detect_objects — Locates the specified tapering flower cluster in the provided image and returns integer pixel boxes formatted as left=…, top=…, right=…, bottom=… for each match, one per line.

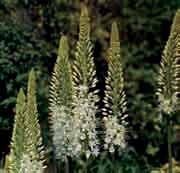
left=49, top=36, right=75, bottom=160
left=72, top=85, right=99, bottom=158
left=19, top=154, right=43, bottom=173
left=70, top=6, right=100, bottom=159
left=103, top=116, right=126, bottom=153
left=157, top=10, right=180, bottom=115
left=103, top=22, right=127, bottom=153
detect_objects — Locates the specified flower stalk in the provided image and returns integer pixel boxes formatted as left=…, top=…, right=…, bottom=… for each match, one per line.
left=157, top=9, right=180, bottom=173
left=103, top=22, right=127, bottom=153
left=49, top=36, right=73, bottom=173
left=72, top=5, right=99, bottom=159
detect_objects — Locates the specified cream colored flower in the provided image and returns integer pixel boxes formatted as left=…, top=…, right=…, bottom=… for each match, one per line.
left=72, top=85, right=99, bottom=158
left=103, top=115, right=126, bottom=152
left=19, top=154, right=43, bottom=173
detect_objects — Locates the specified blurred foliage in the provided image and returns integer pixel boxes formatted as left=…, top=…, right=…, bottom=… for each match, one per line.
left=151, top=159, right=180, bottom=173
left=0, top=16, right=50, bottom=124
left=0, top=0, right=180, bottom=172
left=121, top=0, right=180, bottom=167
left=56, top=148, right=151, bottom=173
left=91, top=148, right=151, bottom=173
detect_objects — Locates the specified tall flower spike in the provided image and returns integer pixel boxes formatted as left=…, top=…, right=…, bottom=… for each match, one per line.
left=103, top=22, right=127, bottom=153
left=170, top=9, right=180, bottom=34
left=49, top=36, right=75, bottom=159
left=73, top=6, right=97, bottom=88
left=157, top=10, right=180, bottom=115
left=9, top=89, right=26, bottom=173
left=72, top=6, right=99, bottom=158
left=79, top=5, right=90, bottom=41
left=25, top=69, right=45, bottom=167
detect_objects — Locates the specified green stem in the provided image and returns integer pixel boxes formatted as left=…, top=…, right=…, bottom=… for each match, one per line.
left=84, top=158, right=88, bottom=173
left=65, top=156, right=70, bottom=173
left=112, top=154, right=115, bottom=173
left=168, top=123, right=173, bottom=173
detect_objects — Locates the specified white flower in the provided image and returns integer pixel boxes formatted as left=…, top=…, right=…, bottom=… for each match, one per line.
left=51, top=106, right=79, bottom=159
left=51, top=84, right=99, bottom=159
left=78, top=85, right=88, bottom=92
left=158, top=93, right=178, bottom=114
left=103, top=115, right=126, bottom=153
left=86, top=150, right=91, bottom=159
left=72, top=85, right=99, bottom=158
left=19, top=154, right=44, bottom=173
left=109, top=146, right=115, bottom=153
left=92, top=146, right=99, bottom=157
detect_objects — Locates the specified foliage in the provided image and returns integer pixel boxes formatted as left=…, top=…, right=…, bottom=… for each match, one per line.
left=0, top=14, right=50, bottom=129
left=93, top=148, right=150, bottom=173
left=121, top=0, right=180, bottom=168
